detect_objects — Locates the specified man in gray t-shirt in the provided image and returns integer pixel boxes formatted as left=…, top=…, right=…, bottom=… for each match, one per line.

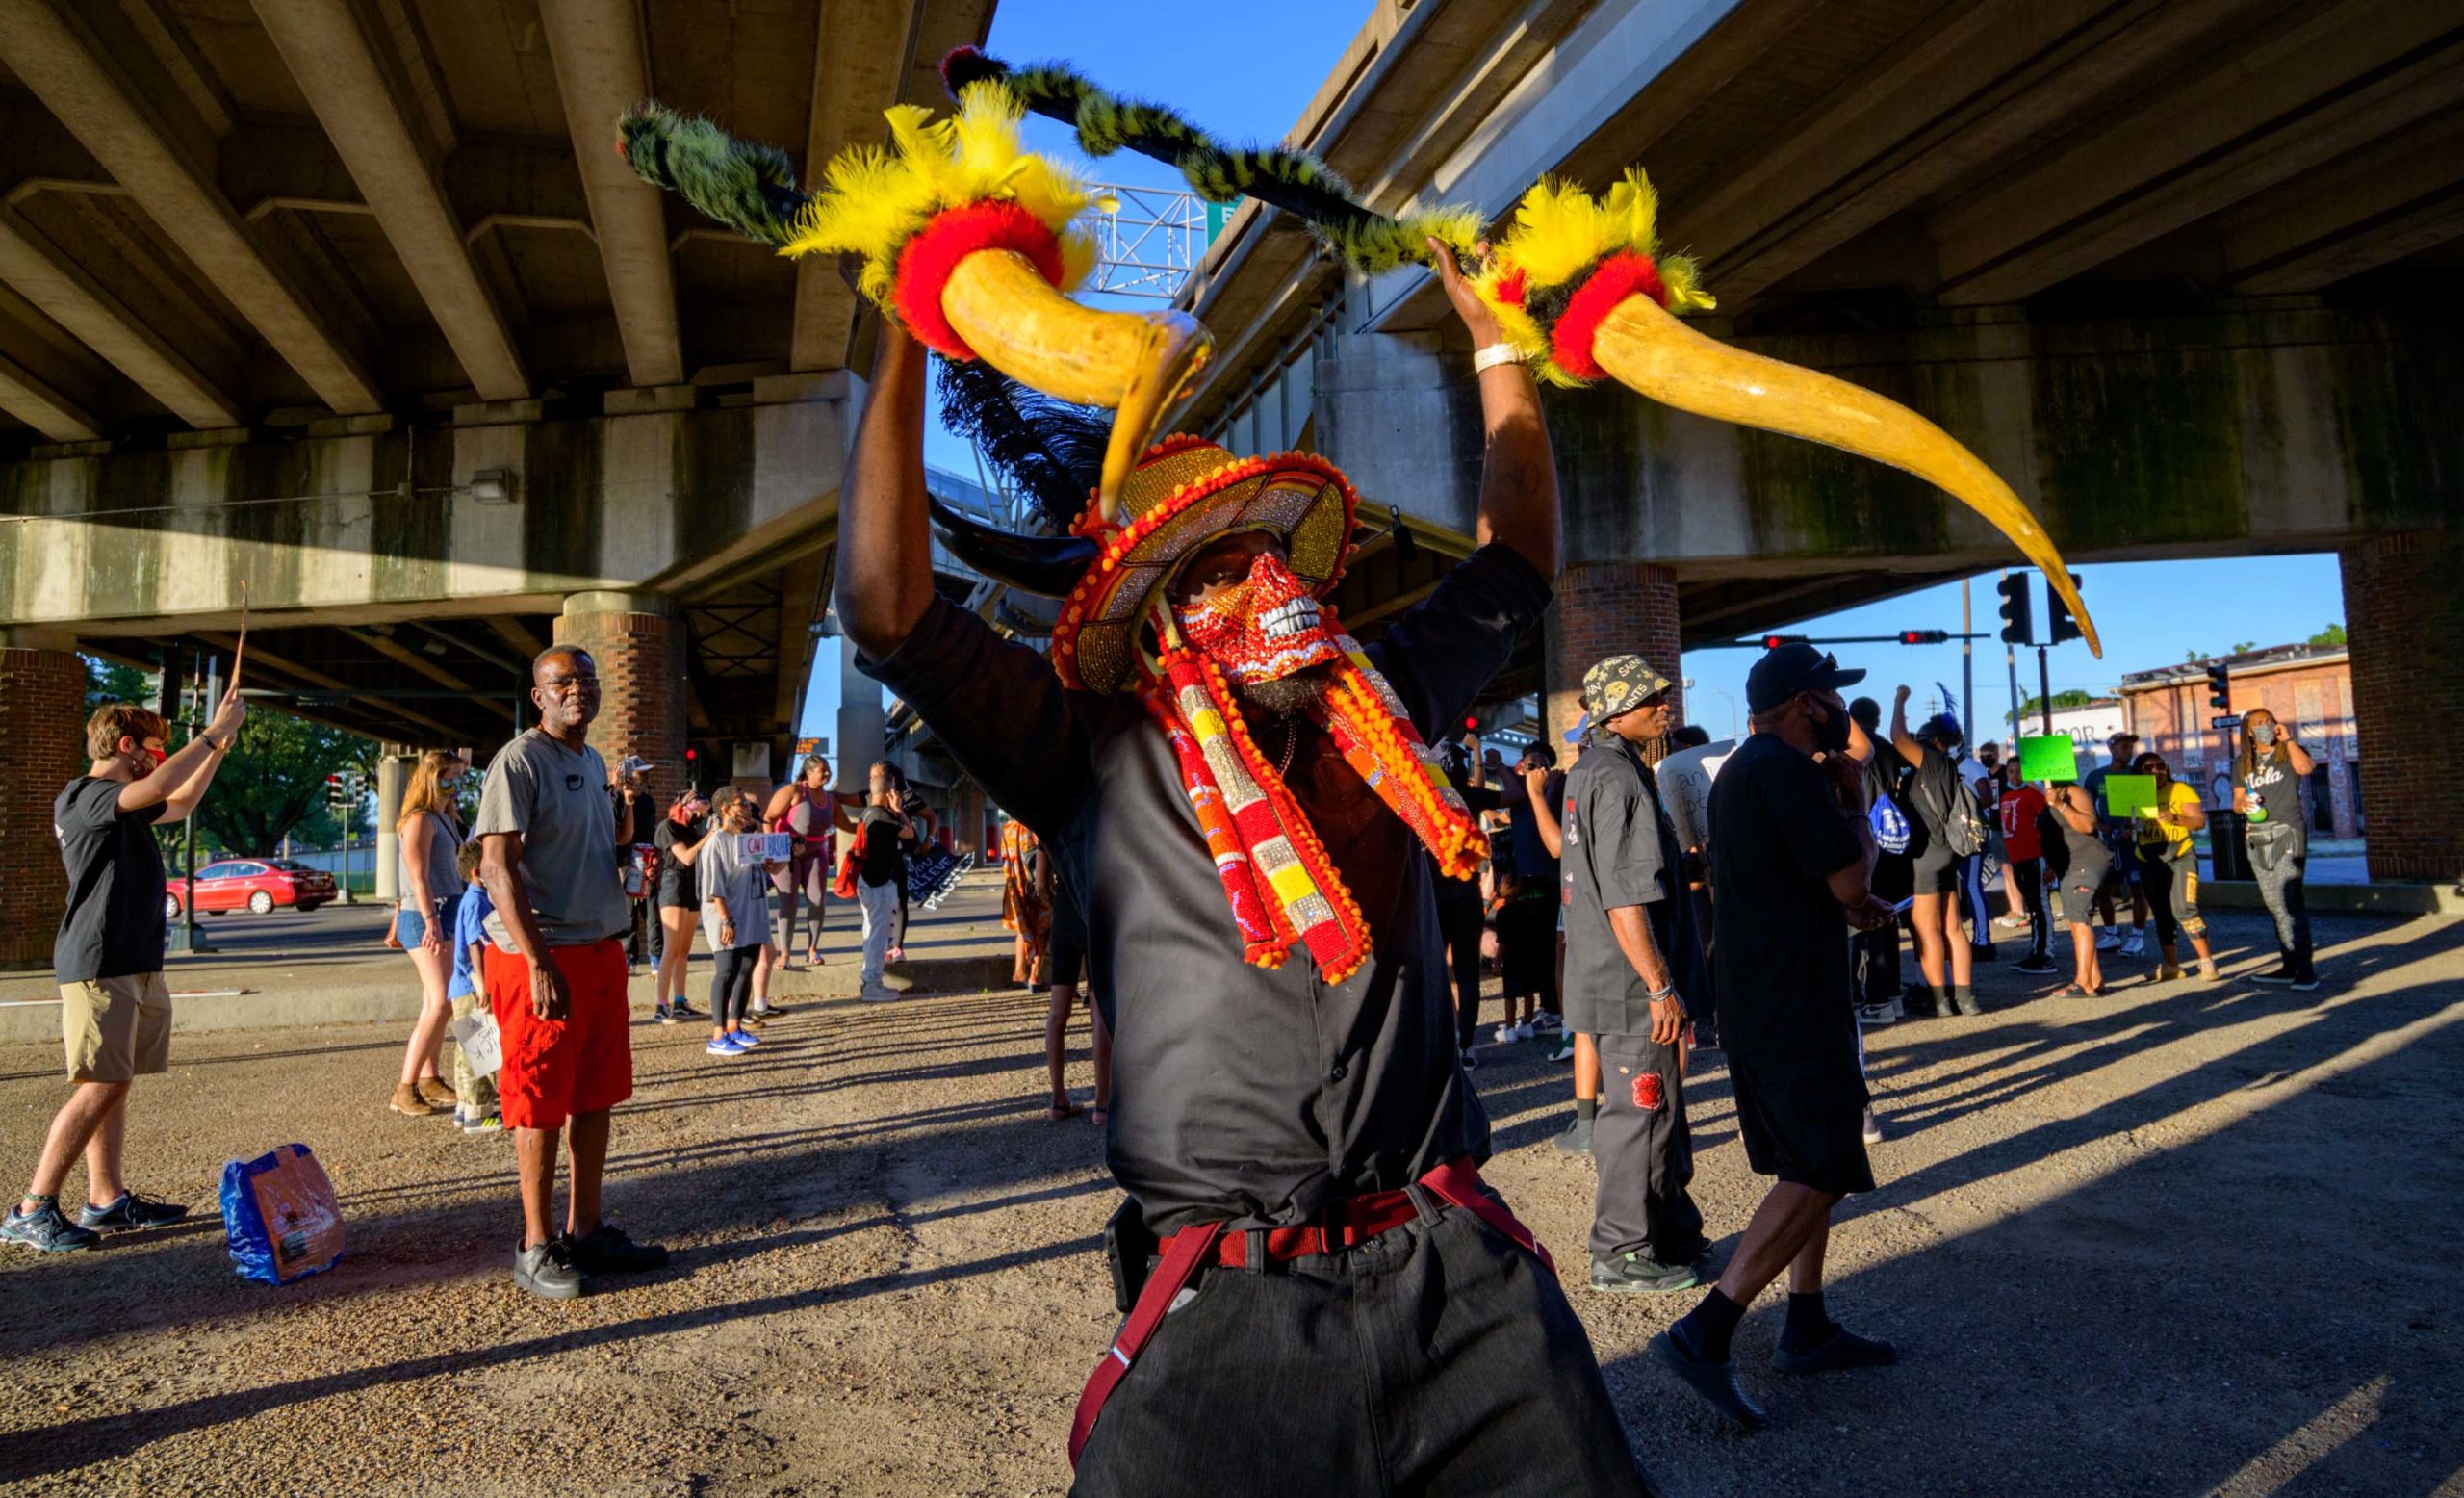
left=474, top=644, right=667, bottom=1300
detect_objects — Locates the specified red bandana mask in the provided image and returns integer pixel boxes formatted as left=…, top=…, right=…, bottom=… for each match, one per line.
left=1173, top=551, right=1344, bottom=686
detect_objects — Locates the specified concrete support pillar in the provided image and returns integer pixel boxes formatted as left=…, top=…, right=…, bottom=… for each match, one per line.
left=950, top=780, right=988, bottom=857
left=1, top=631, right=86, bottom=969
left=372, top=747, right=410, bottom=903
left=553, top=591, right=687, bottom=808
left=2341, top=532, right=2464, bottom=881
left=1543, top=562, right=1682, bottom=751
left=836, top=632, right=886, bottom=794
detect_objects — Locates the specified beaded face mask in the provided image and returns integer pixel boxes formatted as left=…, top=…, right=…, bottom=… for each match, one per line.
left=1173, top=551, right=1345, bottom=687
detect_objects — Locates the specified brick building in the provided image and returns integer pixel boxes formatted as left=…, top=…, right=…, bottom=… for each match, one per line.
left=2118, top=644, right=2357, bottom=839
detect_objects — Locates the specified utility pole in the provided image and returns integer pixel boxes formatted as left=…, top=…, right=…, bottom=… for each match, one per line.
left=1960, top=576, right=1976, bottom=750
left=2037, top=645, right=2054, bottom=738
left=2001, top=569, right=2023, bottom=743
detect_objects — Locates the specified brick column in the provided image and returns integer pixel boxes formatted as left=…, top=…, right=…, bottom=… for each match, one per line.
left=1, top=633, right=86, bottom=969
left=2342, top=532, right=2464, bottom=881
left=553, top=592, right=688, bottom=808
left=1544, top=561, right=1682, bottom=750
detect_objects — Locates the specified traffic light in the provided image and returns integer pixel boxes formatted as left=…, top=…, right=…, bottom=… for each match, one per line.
left=2205, top=661, right=2230, bottom=710
left=1996, top=572, right=2033, bottom=646
left=1897, top=629, right=1949, bottom=645
left=1759, top=633, right=1810, bottom=650
left=2045, top=571, right=2085, bottom=646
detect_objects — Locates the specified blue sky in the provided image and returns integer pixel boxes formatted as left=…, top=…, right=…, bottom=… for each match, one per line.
left=801, top=2, right=2348, bottom=746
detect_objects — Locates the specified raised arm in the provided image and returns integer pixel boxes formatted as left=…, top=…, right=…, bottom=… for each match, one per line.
left=1428, top=241, right=1557, bottom=578
left=139, top=688, right=245, bottom=818
left=1523, top=766, right=1564, bottom=858
left=837, top=321, right=938, bottom=659
left=1888, top=684, right=1922, bottom=765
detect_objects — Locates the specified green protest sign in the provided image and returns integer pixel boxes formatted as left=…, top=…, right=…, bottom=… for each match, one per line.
left=2017, top=735, right=2078, bottom=783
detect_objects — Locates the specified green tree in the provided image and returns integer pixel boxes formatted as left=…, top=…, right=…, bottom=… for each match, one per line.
left=85, top=657, right=157, bottom=711
left=190, top=710, right=375, bottom=857
left=2012, top=688, right=2095, bottom=725
left=2307, top=622, right=2347, bottom=647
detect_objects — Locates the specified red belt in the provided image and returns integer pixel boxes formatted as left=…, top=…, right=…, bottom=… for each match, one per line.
left=1065, top=1156, right=1553, bottom=1466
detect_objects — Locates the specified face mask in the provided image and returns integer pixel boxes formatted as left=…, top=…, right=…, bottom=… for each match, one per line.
left=2251, top=723, right=2277, bottom=747
left=1173, top=550, right=1342, bottom=686
left=1809, top=700, right=1851, bottom=754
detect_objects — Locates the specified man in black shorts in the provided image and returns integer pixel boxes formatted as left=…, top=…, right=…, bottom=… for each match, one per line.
left=1656, top=643, right=1901, bottom=1430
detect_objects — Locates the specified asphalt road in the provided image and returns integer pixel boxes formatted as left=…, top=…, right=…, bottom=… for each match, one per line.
left=0, top=906, right=2457, bottom=1496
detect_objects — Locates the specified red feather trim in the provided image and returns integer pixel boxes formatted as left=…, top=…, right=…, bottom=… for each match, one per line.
left=892, top=201, right=1066, bottom=361
left=1495, top=268, right=1528, bottom=307
left=1549, top=251, right=1666, bottom=383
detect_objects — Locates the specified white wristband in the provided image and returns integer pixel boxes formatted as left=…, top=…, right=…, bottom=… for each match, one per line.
left=1471, top=342, right=1523, bottom=374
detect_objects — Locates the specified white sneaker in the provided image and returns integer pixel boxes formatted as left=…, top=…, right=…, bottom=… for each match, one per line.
left=2120, top=932, right=2146, bottom=958
left=1495, top=1023, right=1519, bottom=1046
left=1547, top=1036, right=1577, bottom=1064
left=1862, top=1110, right=1885, bottom=1145
left=859, top=984, right=900, bottom=1003
left=1513, top=1022, right=1536, bottom=1042
left=2094, top=928, right=2123, bottom=951
left=1855, top=1000, right=1898, bottom=1027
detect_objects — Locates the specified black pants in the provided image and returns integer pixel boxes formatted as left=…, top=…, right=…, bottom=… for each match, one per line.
left=2143, top=848, right=2205, bottom=949
left=1436, top=890, right=1486, bottom=1052
left=1497, top=898, right=1557, bottom=1011
left=2011, top=857, right=2051, bottom=962
left=1855, top=920, right=1901, bottom=1007
left=1074, top=1201, right=1655, bottom=1497
left=1591, top=1031, right=1704, bottom=1266
left=710, top=944, right=757, bottom=1027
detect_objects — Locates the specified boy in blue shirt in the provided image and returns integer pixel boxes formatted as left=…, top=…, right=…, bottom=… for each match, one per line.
left=448, top=839, right=502, bottom=1132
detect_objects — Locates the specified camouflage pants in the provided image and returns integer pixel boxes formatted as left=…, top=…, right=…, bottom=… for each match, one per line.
left=449, top=989, right=500, bottom=1119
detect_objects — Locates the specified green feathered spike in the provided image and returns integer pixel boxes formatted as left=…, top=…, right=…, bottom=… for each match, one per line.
left=617, top=101, right=809, bottom=250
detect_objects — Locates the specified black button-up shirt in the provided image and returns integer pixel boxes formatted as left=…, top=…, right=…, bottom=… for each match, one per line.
left=864, top=543, right=1551, bottom=1234
left=1559, top=738, right=1707, bottom=1034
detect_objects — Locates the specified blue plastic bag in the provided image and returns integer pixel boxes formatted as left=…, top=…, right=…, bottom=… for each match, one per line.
left=219, top=1143, right=344, bottom=1285
left=1869, top=791, right=1913, bottom=857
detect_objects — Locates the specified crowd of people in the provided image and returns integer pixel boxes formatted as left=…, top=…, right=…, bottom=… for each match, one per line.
left=2, top=242, right=2336, bottom=1491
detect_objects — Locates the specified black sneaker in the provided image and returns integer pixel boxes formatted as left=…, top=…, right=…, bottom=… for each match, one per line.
left=1773, top=1323, right=1899, bottom=1375
left=670, top=1001, right=703, bottom=1020
left=2291, top=972, right=2321, bottom=993
left=77, top=1191, right=189, bottom=1233
left=2251, top=967, right=2298, bottom=987
left=568, top=1223, right=669, bottom=1275
left=513, top=1236, right=587, bottom=1299
left=1459, top=1046, right=1479, bottom=1072
left=751, top=1000, right=788, bottom=1018
left=2015, top=956, right=2061, bottom=974
left=1591, top=1253, right=1700, bottom=1294
left=1, top=1201, right=100, bottom=1253
left=1552, top=1115, right=1595, bottom=1156
left=1652, top=1329, right=1770, bottom=1432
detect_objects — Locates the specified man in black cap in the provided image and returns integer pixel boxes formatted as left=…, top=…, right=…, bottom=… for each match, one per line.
left=1559, top=654, right=1714, bottom=1294
left=1656, top=643, right=1900, bottom=1430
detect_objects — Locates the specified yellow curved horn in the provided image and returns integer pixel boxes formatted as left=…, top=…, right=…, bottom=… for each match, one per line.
left=1592, top=294, right=2098, bottom=657
left=938, top=249, right=1214, bottom=524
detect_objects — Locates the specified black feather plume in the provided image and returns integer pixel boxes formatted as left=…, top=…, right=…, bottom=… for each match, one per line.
left=934, top=356, right=1110, bottom=531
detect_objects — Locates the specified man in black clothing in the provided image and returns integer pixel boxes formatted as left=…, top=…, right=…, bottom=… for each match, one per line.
left=837, top=241, right=1651, bottom=1492
left=5, top=692, right=246, bottom=1253
left=1847, top=697, right=1911, bottom=1024
left=1436, top=735, right=1503, bottom=1068
left=1656, top=643, right=1901, bottom=1430
left=1559, top=655, right=1712, bottom=1294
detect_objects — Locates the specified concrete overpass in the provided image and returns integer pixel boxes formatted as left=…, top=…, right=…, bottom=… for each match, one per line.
left=0, top=0, right=1004, bottom=963
left=1168, top=0, right=2463, bottom=881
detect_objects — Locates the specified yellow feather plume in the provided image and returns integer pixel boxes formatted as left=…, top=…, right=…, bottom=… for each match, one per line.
left=783, top=81, right=1094, bottom=308
left=1467, top=167, right=1715, bottom=385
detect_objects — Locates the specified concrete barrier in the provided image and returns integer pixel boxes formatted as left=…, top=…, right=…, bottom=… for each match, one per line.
left=2197, top=879, right=2464, bottom=917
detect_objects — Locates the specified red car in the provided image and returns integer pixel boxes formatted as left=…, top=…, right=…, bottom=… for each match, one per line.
left=165, top=859, right=339, bottom=917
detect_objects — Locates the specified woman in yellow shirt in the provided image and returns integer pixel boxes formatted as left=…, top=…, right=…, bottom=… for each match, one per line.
left=2131, top=752, right=2217, bottom=982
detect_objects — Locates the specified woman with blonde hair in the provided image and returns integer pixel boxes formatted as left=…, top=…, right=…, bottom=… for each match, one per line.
left=391, top=749, right=467, bottom=1117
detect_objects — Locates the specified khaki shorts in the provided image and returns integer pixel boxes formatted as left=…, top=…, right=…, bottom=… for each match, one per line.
left=61, top=972, right=172, bottom=1083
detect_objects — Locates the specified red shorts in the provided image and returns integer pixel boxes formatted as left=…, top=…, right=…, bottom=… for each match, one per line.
left=482, top=939, right=633, bottom=1131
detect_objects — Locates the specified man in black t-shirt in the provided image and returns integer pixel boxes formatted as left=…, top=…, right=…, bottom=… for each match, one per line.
left=1656, top=644, right=1902, bottom=1430
left=5, top=693, right=245, bottom=1254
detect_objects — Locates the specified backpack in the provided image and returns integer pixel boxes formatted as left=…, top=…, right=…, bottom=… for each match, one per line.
left=1868, top=790, right=1912, bottom=856
left=1917, top=765, right=1989, bottom=858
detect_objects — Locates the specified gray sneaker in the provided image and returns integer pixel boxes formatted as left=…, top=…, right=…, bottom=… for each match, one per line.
left=1590, top=1252, right=1701, bottom=1294
left=2, top=1201, right=100, bottom=1253
left=77, top=1190, right=189, bottom=1233
left=513, top=1236, right=587, bottom=1299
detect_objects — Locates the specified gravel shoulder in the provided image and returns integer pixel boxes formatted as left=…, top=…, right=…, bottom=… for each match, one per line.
left=0, top=907, right=2457, bottom=1496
